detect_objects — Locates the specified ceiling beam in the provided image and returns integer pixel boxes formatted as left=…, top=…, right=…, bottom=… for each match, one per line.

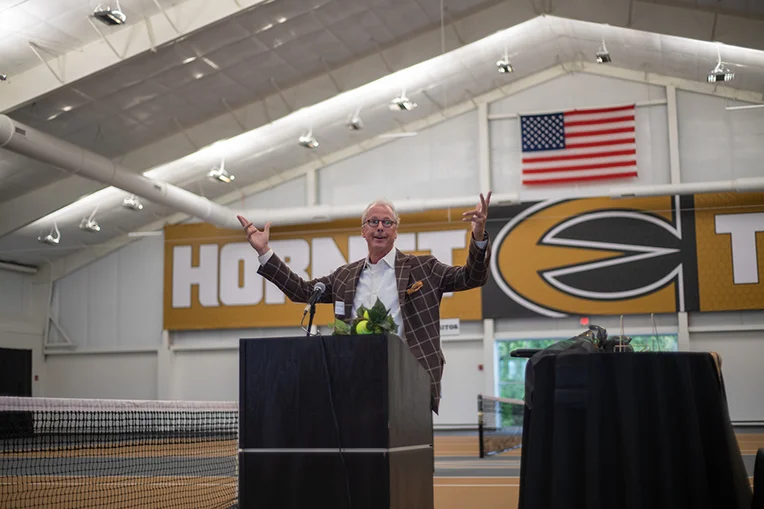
left=0, top=0, right=265, bottom=114
left=0, top=177, right=104, bottom=238
left=575, top=60, right=764, bottom=104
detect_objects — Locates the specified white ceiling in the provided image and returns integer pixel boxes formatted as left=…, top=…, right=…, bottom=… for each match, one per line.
left=0, top=0, right=763, bottom=270
left=0, top=0, right=187, bottom=74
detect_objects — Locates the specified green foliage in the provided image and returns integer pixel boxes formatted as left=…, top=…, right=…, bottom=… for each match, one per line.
left=328, top=298, right=398, bottom=336
left=331, top=319, right=351, bottom=335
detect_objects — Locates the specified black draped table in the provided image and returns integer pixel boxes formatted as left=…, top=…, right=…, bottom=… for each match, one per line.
left=518, top=351, right=753, bottom=509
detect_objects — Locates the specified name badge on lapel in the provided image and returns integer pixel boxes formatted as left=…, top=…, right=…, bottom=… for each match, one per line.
left=334, top=301, right=345, bottom=316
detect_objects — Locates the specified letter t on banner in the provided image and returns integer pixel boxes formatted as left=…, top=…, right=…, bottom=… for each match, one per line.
left=172, top=245, right=219, bottom=308
left=715, top=213, right=764, bottom=284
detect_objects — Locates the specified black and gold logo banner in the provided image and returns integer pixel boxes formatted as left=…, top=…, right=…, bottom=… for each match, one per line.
left=482, top=193, right=764, bottom=318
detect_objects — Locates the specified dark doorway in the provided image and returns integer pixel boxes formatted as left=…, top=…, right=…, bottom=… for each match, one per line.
left=0, top=347, right=32, bottom=397
left=0, top=347, right=33, bottom=437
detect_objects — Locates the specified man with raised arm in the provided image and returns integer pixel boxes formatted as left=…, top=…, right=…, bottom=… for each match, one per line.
left=237, top=192, right=492, bottom=413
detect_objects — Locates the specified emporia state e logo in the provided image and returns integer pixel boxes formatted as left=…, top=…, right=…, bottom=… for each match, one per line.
left=489, top=197, right=688, bottom=318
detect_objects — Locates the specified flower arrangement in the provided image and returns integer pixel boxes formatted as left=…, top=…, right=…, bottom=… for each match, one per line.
left=330, top=298, right=398, bottom=336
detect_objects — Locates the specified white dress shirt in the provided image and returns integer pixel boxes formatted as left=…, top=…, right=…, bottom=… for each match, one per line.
left=352, top=247, right=404, bottom=338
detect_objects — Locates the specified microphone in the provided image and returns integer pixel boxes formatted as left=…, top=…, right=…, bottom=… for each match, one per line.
left=303, top=282, right=326, bottom=315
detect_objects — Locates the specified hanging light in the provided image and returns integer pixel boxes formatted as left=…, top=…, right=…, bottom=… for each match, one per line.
left=38, top=222, right=61, bottom=245
left=122, top=195, right=144, bottom=211
left=346, top=106, right=364, bottom=130
left=208, top=158, right=235, bottom=183
left=596, top=39, right=611, bottom=63
left=93, top=2, right=126, bottom=25
left=298, top=129, right=319, bottom=148
left=496, top=47, right=513, bottom=73
left=79, top=208, right=100, bottom=233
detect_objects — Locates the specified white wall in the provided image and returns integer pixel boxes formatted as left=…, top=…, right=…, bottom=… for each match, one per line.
left=45, top=353, right=157, bottom=400
left=0, top=269, right=49, bottom=396
left=41, top=69, right=764, bottom=427
left=690, top=330, right=764, bottom=423
left=676, top=91, right=764, bottom=182
left=49, top=236, right=164, bottom=349
left=688, top=310, right=764, bottom=423
left=318, top=110, right=479, bottom=205
left=438, top=339, right=485, bottom=428
left=171, top=350, right=238, bottom=402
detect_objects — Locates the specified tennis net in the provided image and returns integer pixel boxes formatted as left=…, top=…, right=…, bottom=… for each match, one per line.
left=477, top=394, right=525, bottom=458
left=0, top=396, right=238, bottom=509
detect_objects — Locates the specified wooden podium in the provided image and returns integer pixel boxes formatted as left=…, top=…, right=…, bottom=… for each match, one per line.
left=238, top=333, right=434, bottom=509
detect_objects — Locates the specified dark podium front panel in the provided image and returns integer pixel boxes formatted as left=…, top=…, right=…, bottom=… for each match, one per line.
left=239, top=334, right=433, bottom=509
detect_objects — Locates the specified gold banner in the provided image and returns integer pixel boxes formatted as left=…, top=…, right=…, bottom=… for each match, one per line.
left=695, top=193, right=764, bottom=312
left=163, top=210, right=483, bottom=331
left=164, top=192, right=764, bottom=329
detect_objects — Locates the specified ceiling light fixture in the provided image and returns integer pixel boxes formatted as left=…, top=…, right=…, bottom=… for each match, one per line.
left=389, top=89, right=417, bottom=111
left=38, top=222, right=61, bottom=245
left=496, top=47, right=513, bottom=73
left=79, top=208, right=101, bottom=233
left=93, top=2, right=127, bottom=25
left=298, top=129, right=319, bottom=148
left=708, top=46, right=734, bottom=83
left=122, top=194, right=144, bottom=210
left=208, top=158, right=235, bottom=183
left=346, top=106, right=364, bottom=130
left=496, top=58, right=513, bottom=73
left=596, top=38, right=611, bottom=63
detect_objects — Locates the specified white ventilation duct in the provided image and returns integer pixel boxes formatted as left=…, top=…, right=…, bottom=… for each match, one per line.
left=610, top=178, right=764, bottom=198
left=0, top=114, right=520, bottom=230
left=236, top=193, right=521, bottom=228
left=0, top=115, right=241, bottom=230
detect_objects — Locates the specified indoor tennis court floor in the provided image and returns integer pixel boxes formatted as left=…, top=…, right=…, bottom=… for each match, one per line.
left=1, top=431, right=759, bottom=509
left=432, top=430, right=762, bottom=509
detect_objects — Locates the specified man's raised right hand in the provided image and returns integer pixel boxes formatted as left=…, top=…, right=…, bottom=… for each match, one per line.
left=237, top=215, right=271, bottom=256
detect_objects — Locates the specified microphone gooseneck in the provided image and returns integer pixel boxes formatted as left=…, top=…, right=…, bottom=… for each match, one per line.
left=304, top=282, right=327, bottom=315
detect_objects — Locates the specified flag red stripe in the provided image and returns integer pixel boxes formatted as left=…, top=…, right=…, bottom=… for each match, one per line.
left=564, top=105, right=635, bottom=117
left=566, top=127, right=634, bottom=138
left=523, top=160, right=637, bottom=175
left=565, top=138, right=635, bottom=149
left=564, top=115, right=635, bottom=127
left=523, top=171, right=638, bottom=185
left=523, top=149, right=636, bottom=164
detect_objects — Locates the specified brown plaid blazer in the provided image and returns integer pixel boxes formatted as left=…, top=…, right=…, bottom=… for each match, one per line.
left=257, top=235, right=492, bottom=413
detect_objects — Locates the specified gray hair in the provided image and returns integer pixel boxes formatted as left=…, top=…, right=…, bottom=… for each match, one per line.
left=362, top=198, right=400, bottom=225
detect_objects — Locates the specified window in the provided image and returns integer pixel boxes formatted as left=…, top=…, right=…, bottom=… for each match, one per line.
left=496, top=335, right=679, bottom=400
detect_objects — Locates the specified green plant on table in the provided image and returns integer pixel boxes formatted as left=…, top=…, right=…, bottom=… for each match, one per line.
left=329, top=298, right=398, bottom=336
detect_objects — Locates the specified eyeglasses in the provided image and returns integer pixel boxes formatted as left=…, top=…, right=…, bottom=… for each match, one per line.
left=364, top=218, right=397, bottom=228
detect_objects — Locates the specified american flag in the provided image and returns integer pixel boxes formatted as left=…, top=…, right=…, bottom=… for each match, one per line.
left=519, top=104, right=638, bottom=185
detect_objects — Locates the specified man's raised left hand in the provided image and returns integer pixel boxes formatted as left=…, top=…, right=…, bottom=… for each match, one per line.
left=462, top=191, right=492, bottom=241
